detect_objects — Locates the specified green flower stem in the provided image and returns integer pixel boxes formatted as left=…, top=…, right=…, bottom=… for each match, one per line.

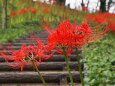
left=75, top=48, right=84, bottom=86
left=32, top=60, right=47, bottom=86
left=62, top=47, right=74, bottom=86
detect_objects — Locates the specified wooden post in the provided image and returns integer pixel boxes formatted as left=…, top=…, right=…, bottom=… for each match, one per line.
left=2, top=0, right=7, bottom=29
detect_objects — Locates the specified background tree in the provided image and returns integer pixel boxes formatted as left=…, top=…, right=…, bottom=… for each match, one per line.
left=100, top=0, right=106, bottom=12
left=2, top=0, right=7, bottom=29
left=57, top=0, right=66, bottom=5
left=81, top=0, right=85, bottom=7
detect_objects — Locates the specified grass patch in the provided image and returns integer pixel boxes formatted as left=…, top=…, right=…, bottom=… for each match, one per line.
left=0, top=23, right=40, bottom=44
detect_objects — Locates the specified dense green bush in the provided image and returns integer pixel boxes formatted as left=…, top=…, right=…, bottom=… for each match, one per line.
left=84, top=32, right=115, bottom=86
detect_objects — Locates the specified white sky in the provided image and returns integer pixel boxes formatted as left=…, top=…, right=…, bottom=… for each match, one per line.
left=65, top=0, right=115, bottom=13
left=33, top=0, right=115, bottom=13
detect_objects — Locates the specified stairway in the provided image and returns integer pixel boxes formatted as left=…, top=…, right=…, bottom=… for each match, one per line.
left=0, top=30, right=82, bottom=86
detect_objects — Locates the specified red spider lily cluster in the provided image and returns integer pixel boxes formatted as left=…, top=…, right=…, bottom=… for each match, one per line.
left=42, top=7, right=51, bottom=13
left=107, top=20, right=115, bottom=31
left=0, top=19, right=110, bottom=71
left=45, top=20, right=92, bottom=55
left=0, top=38, right=53, bottom=71
left=84, top=12, right=115, bottom=31
left=11, top=7, right=37, bottom=15
left=85, top=13, right=107, bottom=23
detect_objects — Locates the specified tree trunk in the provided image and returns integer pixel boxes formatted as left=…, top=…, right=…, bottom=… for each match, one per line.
left=2, top=0, right=7, bottom=29
left=57, top=0, right=66, bottom=5
left=81, top=0, right=85, bottom=7
left=100, top=0, right=106, bottom=12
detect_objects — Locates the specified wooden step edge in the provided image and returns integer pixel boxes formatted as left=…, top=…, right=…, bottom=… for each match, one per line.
left=0, top=71, right=80, bottom=83
left=0, top=62, right=83, bottom=71
left=0, top=71, right=79, bottom=74
left=0, top=54, right=81, bottom=62
left=0, top=83, right=81, bottom=86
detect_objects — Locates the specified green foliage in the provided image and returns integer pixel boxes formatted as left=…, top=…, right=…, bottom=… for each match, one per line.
left=0, top=24, right=40, bottom=43
left=84, top=33, right=115, bottom=86
left=0, top=0, right=86, bottom=28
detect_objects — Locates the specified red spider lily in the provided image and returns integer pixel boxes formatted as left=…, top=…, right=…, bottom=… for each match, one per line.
left=47, top=20, right=72, bottom=45
left=10, top=7, right=37, bottom=16
left=10, top=9, right=27, bottom=15
left=107, top=20, right=115, bottom=31
left=0, top=44, right=28, bottom=71
left=18, top=8, right=28, bottom=14
left=43, top=7, right=50, bottom=13
left=45, top=20, right=92, bottom=55
left=71, top=23, right=92, bottom=47
left=46, top=20, right=73, bottom=54
left=28, top=8, right=37, bottom=13
left=0, top=39, right=53, bottom=71
left=84, top=12, right=115, bottom=35
left=85, top=14, right=107, bottom=23
left=11, top=11, right=18, bottom=15
left=84, top=12, right=115, bottom=25
left=28, top=37, right=53, bottom=63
